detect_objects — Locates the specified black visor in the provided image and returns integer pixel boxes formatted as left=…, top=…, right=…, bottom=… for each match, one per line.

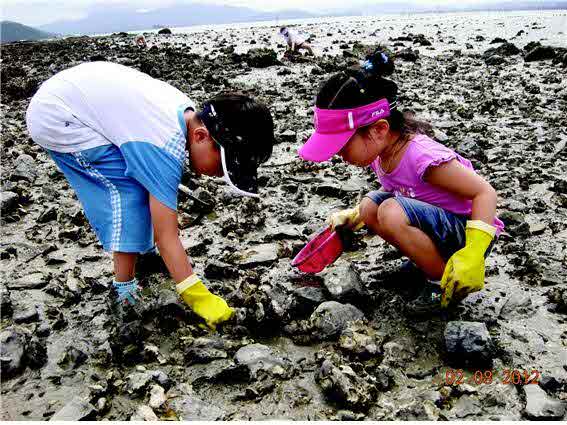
left=199, top=103, right=262, bottom=197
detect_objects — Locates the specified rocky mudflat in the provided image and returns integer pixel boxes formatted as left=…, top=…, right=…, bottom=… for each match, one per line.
left=1, top=10, right=566, bottom=421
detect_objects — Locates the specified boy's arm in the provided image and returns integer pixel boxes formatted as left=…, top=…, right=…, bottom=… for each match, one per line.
left=424, top=159, right=497, bottom=225
left=149, top=194, right=193, bottom=283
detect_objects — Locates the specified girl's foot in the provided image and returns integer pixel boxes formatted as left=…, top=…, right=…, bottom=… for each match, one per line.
left=112, top=279, right=142, bottom=306
left=405, top=280, right=443, bottom=317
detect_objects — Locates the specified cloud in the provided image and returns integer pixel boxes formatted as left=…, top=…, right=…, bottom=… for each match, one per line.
left=2, top=0, right=559, bottom=26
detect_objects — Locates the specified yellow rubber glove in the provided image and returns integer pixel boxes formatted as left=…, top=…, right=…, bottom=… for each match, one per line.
left=177, top=274, right=234, bottom=330
left=441, top=220, right=496, bottom=307
left=328, top=204, right=365, bottom=231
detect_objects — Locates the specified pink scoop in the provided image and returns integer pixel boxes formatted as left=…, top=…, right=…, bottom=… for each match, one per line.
left=291, top=226, right=344, bottom=273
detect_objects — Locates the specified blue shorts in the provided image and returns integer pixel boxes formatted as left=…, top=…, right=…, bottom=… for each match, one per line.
left=49, top=145, right=154, bottom=253
left=365, top=191, right=470, bottom=261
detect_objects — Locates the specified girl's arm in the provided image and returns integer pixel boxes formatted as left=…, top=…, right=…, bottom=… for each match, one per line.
left=149, top=194, right=193, bottom=283
left=424, top=159, right=497, bottom=225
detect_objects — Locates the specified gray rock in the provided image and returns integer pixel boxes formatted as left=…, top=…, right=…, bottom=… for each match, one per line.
left=238, top=243, right=278, bottom=267
left=539, top=375, right=565, bottom=393
left=396, top=400, right=440, bottom=420
left=316, top=359, right=377, bottom=411
left=246, top=48, right=279, bottom=68
left=0, top=328, right=28, bottom=378
left=234, top=343, right=289, bottom=379
left=0, top=285, right=13, bottom=317
left=310, top=301, right=365, bottom=340
left=264, top=224, right=302, bottom=241
left=11, top=154, right=37, bottom=182
left=130, top=405, right=158, bottom=421
left=433, top=128, right=449, bottom=142
left=396, top=47, right=419, bottom=62
left=383, top=337, right=417, bottom=367
left=150, top=370, right=172, bottom=389
left=314, top=181, right=360, bottom=198
left=0, top=191, right=19, bottom=213
left=8, top=272, right=49, bottom=289
left=38, top=205, right=58, bottom=223
left=445, top=321, right=495, bottom=366
left=483, top=42, right=520, bottom=59
left=185, top=337, right=229, bottom=365
left=523, top=384, right=566, bottom=419
left=323, top=264, right=366, bottom=302
left=293, top=286, right=327, bottom=311
left=338, top=321, right=380, bottom=359
left=277, top=129, right=297, bottom=143
left=50, top=396, right=96, bottom=421
left=168, top=383, right=224, bottom=420
left=525, top=45, right=556, bottom=62
left=552, top=177, right=567, bottom=194
left=485, top=54, right=506, bottom=66
left=126, top=369, right=172, bottom=393
left=148, top=385, right=167, bottom=409
left=204, top=259, right=237, bottom=279
left=57, top=345, right=88, bottom=370
left=126, top=371, right=154, bottom=393
left=25, top=336, right=48, bottom=369
left=13, top=303, right=39, bottom=324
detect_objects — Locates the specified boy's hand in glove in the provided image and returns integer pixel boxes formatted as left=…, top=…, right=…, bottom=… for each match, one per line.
left=177, top=274, right=234, bottom=330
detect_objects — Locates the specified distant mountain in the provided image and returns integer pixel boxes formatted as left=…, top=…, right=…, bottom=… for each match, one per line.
left=1, top=21, right=55, bottom=43
left=39, top=3, right=318, bottom=36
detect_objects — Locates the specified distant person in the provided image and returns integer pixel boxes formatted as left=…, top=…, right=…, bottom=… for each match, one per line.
left=135, top=34, right=147, bottom=48
left=279, top=26, right=314, bottom=55
left=26, top=62, right=275, bottom=330
left=297, top=50, right=504, bottom=314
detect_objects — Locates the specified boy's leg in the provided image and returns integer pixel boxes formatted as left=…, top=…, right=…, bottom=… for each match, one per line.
left=48, top=146, right=153, bottom=304
left=113, top=252, right=138, bottom=282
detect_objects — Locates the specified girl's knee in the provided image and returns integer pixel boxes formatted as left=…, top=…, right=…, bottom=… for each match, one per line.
left=360, top=197, right=379, bottom=227
left=376, top=198, right=409, bottom=233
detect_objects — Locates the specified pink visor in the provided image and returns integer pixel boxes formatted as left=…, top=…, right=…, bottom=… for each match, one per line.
left=298, top=98, right=392, bottom=162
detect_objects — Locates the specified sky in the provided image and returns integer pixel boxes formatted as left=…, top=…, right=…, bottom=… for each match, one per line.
left=1, top=0, right=555, bottom=26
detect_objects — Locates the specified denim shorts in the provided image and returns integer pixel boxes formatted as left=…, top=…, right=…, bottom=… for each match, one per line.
left=49, top=145, right=154, bottom=253
left=365, top=191, right=481, bottom=261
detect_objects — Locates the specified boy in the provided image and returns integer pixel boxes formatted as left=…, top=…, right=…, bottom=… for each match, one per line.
left=26, top=61, right=275, bottom=329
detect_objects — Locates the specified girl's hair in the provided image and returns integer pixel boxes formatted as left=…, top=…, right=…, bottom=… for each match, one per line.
left=202, top=93, right=274, bottom=164
left=315, top=49, right=431, bottom=139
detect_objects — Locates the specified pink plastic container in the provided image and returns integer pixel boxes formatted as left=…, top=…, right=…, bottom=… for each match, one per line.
left=291, top=226, right=344, bottom=273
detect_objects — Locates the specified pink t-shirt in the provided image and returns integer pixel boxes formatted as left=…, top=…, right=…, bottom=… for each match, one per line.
left=369, top=134, right=504, bottom=234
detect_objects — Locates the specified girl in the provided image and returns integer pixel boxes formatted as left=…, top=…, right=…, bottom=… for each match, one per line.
left=298, top=51, right=504, bottom=309
left=26, top=61, right=275, bottom=329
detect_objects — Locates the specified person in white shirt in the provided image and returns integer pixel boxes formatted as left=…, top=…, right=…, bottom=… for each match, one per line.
left=26, top=61, right=276, bottom=330
left=279, top=26, right=314, bottom=55
left=135, top=34, right=148, bottom=48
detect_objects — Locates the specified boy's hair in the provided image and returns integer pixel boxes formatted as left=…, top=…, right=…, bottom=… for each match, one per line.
left=315, top=49, right=432, bottom=139
left=280, top=27, right=287, bottom=33
left=202, top=93, right=274, bottom=164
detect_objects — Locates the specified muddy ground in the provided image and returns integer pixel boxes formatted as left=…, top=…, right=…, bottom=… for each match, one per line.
left=1, top=10, right=567, bottom=421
